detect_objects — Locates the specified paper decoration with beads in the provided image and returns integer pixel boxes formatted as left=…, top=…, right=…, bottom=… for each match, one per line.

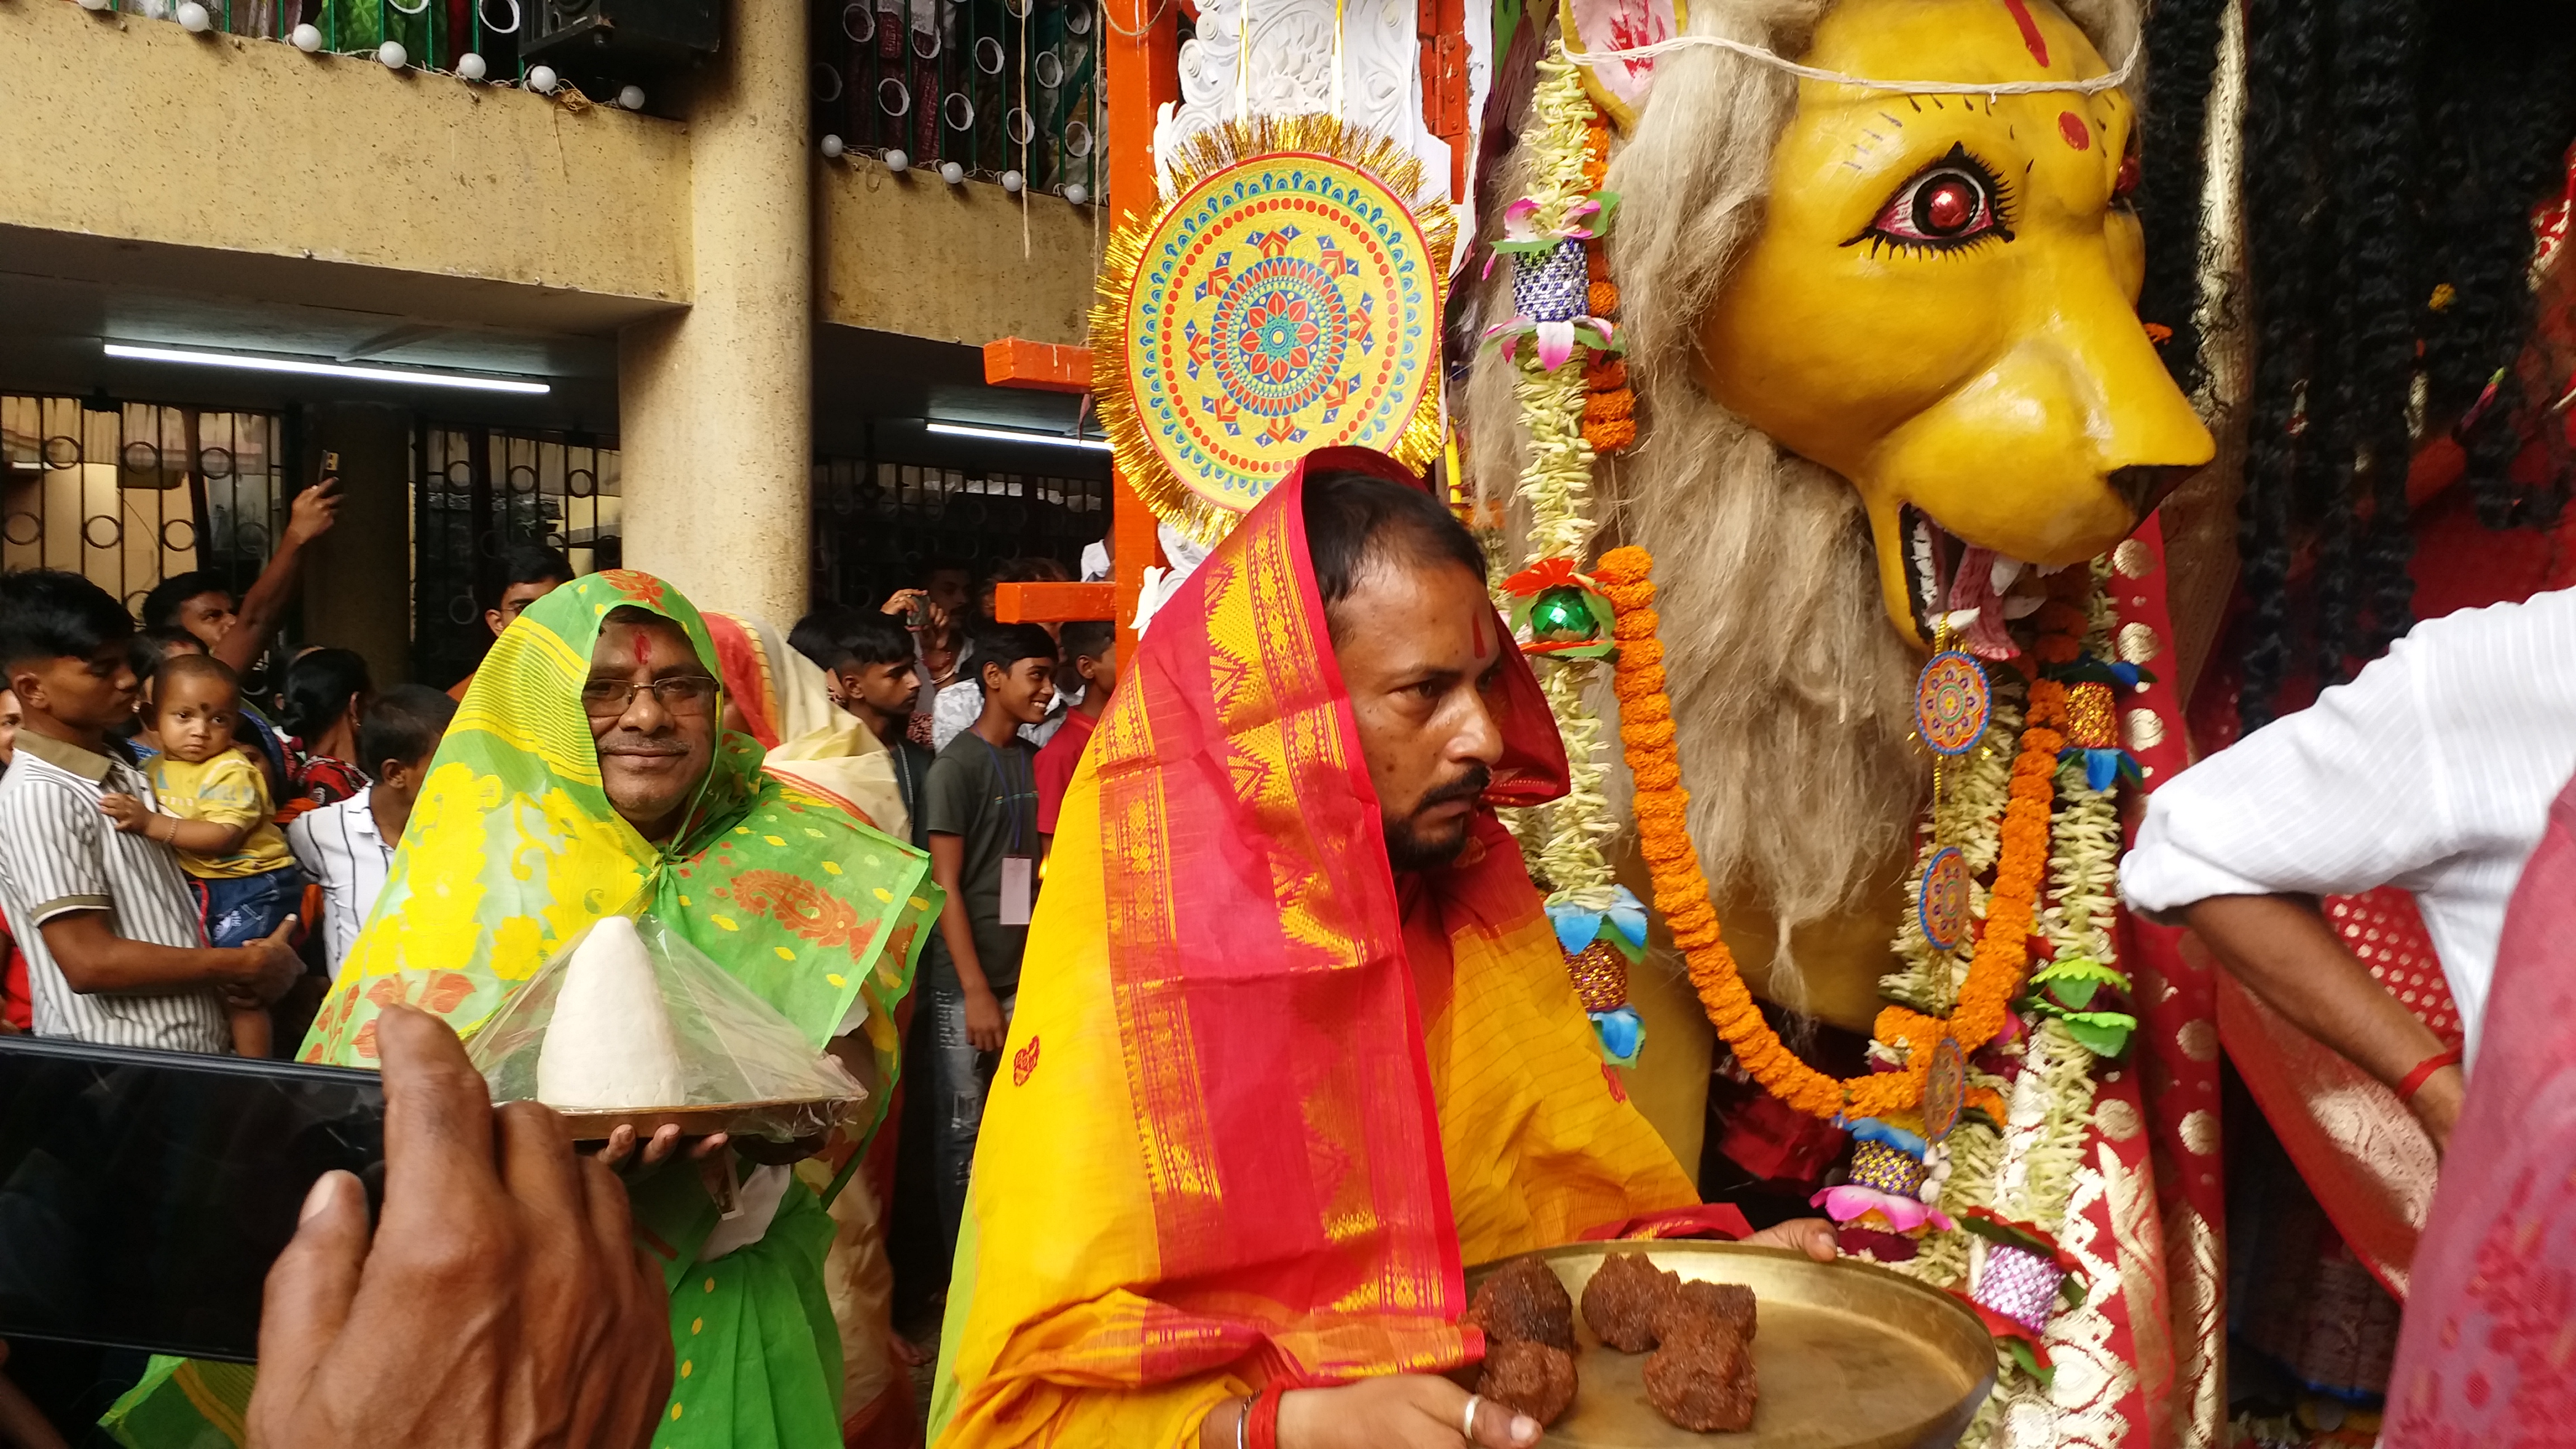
left=1914, top=650, right=1993, bottom=756
left=1091, top=116, right=1455, bottom=544
left=1922, top=1034, right=1964, bottom=1142
left=1917, top=845, right=1971, bottom=954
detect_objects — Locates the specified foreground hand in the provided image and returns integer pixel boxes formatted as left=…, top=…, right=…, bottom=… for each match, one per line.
left=962, top=986, right=1008, bottom=1054
left=249, top=1005, right=671, bottom=1449
left=596, top=1123, right=730, bottom=1171
left=97, top=793, right=151, bottom=834
left=1741, top=1217, right=1839, bottom=1263
left=1278, top=1376, right=1541, bottom=1449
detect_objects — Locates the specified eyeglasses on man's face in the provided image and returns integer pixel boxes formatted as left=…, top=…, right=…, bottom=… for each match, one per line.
left=580, top=675, right=718, bottom=721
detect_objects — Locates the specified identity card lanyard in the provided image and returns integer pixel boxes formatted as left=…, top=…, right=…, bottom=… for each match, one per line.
left=978, top=733, right=1038, bottom=926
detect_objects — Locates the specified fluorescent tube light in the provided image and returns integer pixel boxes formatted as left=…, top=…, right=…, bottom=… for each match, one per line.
left=925, top=420, right=1111, bottom=452
left=103, top=343, right=551, bottom=396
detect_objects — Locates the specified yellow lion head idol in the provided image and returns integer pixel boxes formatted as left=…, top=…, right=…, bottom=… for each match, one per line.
left=1469, top=0, right=2211, bottom=1027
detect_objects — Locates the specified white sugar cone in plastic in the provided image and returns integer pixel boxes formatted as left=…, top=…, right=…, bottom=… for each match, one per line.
left=536, top=916, right=686, bottom=1109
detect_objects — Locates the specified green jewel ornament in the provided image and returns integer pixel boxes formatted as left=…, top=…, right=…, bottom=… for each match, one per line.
left=1500, top=560, right=1618, bottom=661
left=1530, top=585, right=1600, bottom=643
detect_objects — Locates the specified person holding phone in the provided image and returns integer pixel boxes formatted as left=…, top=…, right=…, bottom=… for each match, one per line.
left=116, top=571, right=940, bottom=1449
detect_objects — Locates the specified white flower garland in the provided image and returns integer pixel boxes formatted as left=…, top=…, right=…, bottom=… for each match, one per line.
left=1497, top=44, right=1620, bottom=902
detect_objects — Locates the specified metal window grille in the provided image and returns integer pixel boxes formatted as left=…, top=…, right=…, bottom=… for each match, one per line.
left=1, top=395, right=287, bottom=619
left=411, top=423, right=621, bottom=690
left=809, top=0, right=1102, bottom=201
left=811, top=455, right=1107, bottom=610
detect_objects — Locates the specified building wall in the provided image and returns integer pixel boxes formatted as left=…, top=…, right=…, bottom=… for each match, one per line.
left=0, top=0, right=690, bottom=330
left=1, top=0, right=1101, bottom=642
left=819, top=164, right=1097, bottom=347
left=2, top=0, right=1097, bottom=345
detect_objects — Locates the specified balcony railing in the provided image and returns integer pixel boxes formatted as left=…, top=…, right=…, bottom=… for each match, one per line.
left=808, top=0, right=1103, bottom=204
left=79, top=1, right=544, bottom=87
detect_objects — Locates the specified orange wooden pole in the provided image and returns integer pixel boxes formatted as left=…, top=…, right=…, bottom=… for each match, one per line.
left=992, top=581, right=1116, bottom=624
left=1103, top=0, right=1178, bottom=654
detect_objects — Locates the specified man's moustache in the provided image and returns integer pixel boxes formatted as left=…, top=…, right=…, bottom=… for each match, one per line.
left=600, top=738, right=686, bottom=758
left=1414, top=765, right=1492, bottom=813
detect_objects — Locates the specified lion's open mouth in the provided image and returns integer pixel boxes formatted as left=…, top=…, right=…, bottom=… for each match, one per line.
left=1898, top=504, right=2053, bottom=659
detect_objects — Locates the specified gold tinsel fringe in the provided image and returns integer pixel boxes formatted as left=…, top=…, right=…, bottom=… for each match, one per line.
left=1087, top=115, right=1459, bottom=547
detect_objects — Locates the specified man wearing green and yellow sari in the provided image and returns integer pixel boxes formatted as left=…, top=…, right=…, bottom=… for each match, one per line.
left=108, top=569, right=937, bottom=1448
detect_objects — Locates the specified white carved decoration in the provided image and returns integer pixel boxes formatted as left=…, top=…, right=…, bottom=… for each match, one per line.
left=1153, top=0, right=1491, bottom=260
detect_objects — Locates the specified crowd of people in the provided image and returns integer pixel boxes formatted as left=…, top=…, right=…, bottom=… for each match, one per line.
left=0, top=469, right=1138, bottom=1443
left=2, top=447, right=2570, bottom=1448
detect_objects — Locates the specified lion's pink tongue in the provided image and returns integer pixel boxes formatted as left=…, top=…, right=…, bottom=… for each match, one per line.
left=1944, top=546, right=2018, bottom=660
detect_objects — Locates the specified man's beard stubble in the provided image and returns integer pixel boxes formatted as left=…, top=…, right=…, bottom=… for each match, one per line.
left=1382, top=764, right=1491, bottom=873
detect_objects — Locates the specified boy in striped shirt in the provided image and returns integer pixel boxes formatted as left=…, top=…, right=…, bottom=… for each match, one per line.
left=0, top=570, right=300, bottom=1054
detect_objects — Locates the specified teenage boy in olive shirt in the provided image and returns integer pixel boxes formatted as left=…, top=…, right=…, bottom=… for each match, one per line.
left=920, top=622, right=1057, bottom=1263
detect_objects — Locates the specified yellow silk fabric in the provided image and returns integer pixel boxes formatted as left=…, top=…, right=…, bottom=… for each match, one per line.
left=929, top=763, right=1698, bottom=1447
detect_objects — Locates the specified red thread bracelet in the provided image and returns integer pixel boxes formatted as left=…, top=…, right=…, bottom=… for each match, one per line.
left=2397, top=1045, right=2463, bottom=1104
left=1246, top=1381, right=1291, bottom=1449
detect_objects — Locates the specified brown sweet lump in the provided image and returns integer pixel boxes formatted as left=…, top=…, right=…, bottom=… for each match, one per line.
left=1580, top=1249, right=1680, bottom=1353
left=1475, top=1338, right=1580, bottom=1427
left=1642, top=1318, right=1758, bottom=1433
left=1464, top=1254, right=1577, bottom=1353
left=1655, top=1278, right=1759, bottom=1344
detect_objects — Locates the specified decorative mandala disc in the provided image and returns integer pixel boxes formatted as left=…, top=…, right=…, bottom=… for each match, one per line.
left=1097, top=119, right=1452, bottom=541
left=1915, top=650, right=1993, bottom=756
left=1923, top=1035, right=1965, bottom=1142
left=1918, top=845, right=1970, bottom=954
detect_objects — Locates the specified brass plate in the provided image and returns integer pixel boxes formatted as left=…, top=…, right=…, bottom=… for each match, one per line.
left=1465, top=1242, right=1993, bottom=1448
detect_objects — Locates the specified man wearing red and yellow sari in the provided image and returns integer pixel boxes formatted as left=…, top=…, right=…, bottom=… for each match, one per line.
left=931, top=450, right=1826, bottom=1448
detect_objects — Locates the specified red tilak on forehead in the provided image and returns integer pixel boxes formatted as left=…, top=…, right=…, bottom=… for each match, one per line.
left=2001, top=0, right=2050, bottom=67
left=632, top=628, right=651, bottom=669
left=1474, top=610, right=1493, bottom=659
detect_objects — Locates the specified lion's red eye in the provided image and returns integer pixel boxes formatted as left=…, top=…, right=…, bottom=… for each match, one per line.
left=1849, top=145, right=2015, bottom=257
left=1916, top=177, right=1981, bottom=236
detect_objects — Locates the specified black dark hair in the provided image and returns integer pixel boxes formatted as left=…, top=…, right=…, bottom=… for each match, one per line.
left=2132, top=0, right=2229, bottom=401
left=1301, top=468, right=1488, bottom=631
left=2229, top=0, right=2576, bottom=728
left=139, top=570, right=234, bottom=630
left=925, top=559, right=976, bottom=581
left=970, top=623, right=1058, bottom=685
left=836, top=612, right=917, bottom=669
left=153, top=651, right=239, bottom=705
left=0, top=569, right=138, bottom=671
left=128, top=626, right=204, bottom=711
left=281, top=647, right=373, bottom=746
left=788, top=607, right=866, bottom=672
left=1060, top=620, right=1116, bottom=661
left=479, top=544, right=575, bottom=613
left=359, top=684, right=458, bottom=774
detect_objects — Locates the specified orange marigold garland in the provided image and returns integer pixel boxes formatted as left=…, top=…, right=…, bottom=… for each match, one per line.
left=1579, top=113, right=1636, bottom=456
left=1597, top=546, right=2079, bottom=1122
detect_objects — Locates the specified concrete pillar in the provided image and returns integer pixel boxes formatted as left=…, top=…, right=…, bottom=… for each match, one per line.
left=618, top=0, right=813, bottom=626
left=300, top=402, right=413, bottom=688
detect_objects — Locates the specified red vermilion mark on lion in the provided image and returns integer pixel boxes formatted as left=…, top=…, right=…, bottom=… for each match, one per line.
left=2001, top=0, right=2049, bottom=66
